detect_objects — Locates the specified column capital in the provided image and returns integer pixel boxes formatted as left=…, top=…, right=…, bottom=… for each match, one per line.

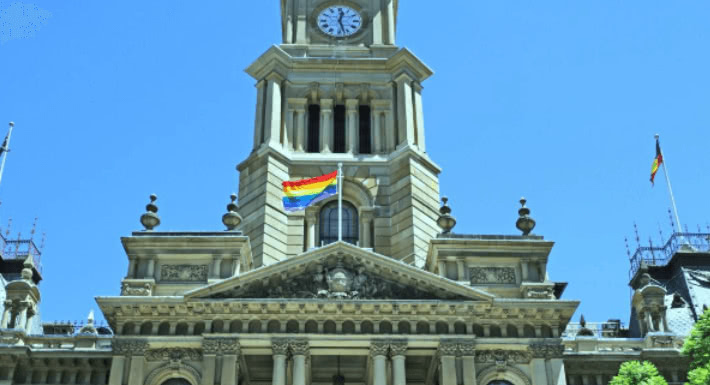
left=320, top=98, right=334, bottom=111
left=370, top=340, right=390, bottom=357
left=345, top=98, right=360, bottom=110
left=412, top=81, right=423, bottom=92
left=437, top=340, right=460, bottom=357
left=265, top=71, right=286, bottom=83
left=389, top=340, right=408, bottom=357
left=305, top=206, right=319, bottom=222
left=394, top=72, right=414, bottom=84
left=288, top=97, right=308, bottom=109
left=272, top=338, right=290, bottom=356
left=255, top=79, right=266, bottom=89
left=288, top=338, right=310, bottom=356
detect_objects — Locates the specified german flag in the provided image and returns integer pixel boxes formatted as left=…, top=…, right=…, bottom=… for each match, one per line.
left=650, top=138, right=663, bottom=186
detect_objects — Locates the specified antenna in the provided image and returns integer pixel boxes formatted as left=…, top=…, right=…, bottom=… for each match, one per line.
left=668, top=209, right=675, bottom=233
left=649, top=237, right=656, bottom=264
left=633, top=222, right=641, bottom=249
left=5, top=218, right=11, bottom=237
left=39, top=232, right=46, bottom=253
left=624, top=237, right=631, bottom=260
left=658, top=223, right=664, bottom=245
left=30, top=217, right=38, bottom=241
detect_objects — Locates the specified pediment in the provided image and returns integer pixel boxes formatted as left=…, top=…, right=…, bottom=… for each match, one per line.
left=186, top=242, right=493, bottom=302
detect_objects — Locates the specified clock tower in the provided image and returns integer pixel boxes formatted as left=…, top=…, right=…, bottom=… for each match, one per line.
left=238, top=0, right=440, bottom=268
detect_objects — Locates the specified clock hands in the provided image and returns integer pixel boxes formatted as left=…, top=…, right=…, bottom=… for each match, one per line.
left=338, top=9, right=345, bottom=36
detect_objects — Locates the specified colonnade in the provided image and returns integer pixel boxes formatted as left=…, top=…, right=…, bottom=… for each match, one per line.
left=252, top=75, right=427, bottom=155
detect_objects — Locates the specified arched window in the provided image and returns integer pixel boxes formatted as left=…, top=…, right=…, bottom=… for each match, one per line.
left=488, top=381, right=514, bottom=385
left=162, top=379, right=192, bottom=385
left=319, top=201, right=358, bottom=245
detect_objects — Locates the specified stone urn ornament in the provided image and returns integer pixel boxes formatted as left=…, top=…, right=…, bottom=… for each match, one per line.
left=140, top=194, right=160, bottom=231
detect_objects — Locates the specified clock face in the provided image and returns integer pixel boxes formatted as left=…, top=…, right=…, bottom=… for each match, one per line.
left=317, top=6, right=363, bottom=38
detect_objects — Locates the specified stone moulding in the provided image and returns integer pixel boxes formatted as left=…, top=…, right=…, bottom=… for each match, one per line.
left=144, top=361, right=201, bottom=385
left=469, top=267, right=516, bottom=285
left=161, top=265, right=208, bottom=282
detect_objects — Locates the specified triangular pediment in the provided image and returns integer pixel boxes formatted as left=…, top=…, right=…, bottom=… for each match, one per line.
left=186, top=242, right=493, bottom=302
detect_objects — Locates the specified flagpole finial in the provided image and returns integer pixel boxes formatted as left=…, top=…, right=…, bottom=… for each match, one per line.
left=654, top=133, right=659, bottom=140
left=8, top=122, right=13, bottom=128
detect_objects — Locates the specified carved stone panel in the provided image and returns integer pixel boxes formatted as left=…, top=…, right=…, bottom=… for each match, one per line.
left=203, top=338, right=240, bottom=355
left=469, top=267, right=516, bottom=285
left=475, top=349, right=531, bottom=364
left=528, top=343, right=565, bottom=359
left=113, top=339, right=148, bottom=356
left=145, top=348, right=202, bottom=362
left=161, top=265, right=208, bottom=282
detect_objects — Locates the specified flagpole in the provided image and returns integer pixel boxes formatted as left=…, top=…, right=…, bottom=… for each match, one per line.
left=656, top=134, right=682, bottom=234
left=0, top=122, right=15, bottom=189
left=337, top=162, right=343, bottom=242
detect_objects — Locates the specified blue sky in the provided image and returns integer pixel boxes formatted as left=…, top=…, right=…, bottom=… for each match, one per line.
left=0, top=1, right=709, bottom=328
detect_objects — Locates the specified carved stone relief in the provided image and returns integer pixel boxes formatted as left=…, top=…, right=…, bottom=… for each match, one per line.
left=161, top=265, right=208, bottom=282
left=203, top=338, right=240, bottom=355
left=113, top=339, right=148, bottom=356
left=469, top=267, right=516, bottom=285
left=145, top=348, right=202, bottom=362
left=120, top=282, right=152, bottom=296
left=211, top=259, right=465, bottom=300
left=475, top=349, right=531, bottom=364
left=528, top=343, right=565, bottom=359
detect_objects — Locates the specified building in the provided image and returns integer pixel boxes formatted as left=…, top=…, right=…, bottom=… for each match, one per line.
left=0, top=1, right=706, bottom=384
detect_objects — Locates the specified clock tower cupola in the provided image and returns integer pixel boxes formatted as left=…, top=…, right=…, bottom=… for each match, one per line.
left=238, top=1, right=441, bottom=269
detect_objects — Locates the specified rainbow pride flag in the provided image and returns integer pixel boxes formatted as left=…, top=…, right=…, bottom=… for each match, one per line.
left=282, top=171, right=338, bottom=212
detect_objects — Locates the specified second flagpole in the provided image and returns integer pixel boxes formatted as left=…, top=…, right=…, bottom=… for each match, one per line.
left=337, top=162, right=343, bottom=242
left=656, top=134, right=682, bottom=233
left=0, top=122, right=15, bottom=190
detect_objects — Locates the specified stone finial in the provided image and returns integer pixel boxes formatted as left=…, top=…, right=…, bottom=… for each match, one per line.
left=140, top=194, right=160, bottom=231
left=79, top=310, right=97, bottom=334
left=515, top=197, right=536, bottom=236
left=21, top=255, right=34, bottom=281
left=222, top=193, right=242, bottom=231
left=9, top=122, right=14, bottom=128
left=437, top=197, right=457, bottom=234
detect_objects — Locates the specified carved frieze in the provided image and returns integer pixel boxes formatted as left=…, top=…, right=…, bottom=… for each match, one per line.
left=470, top=267, right=516, bottom=285
left=113, top=339, right=148, bottom=356
left=529, top=343, right=564, bottom=359
left=120, top=282, right=152, bottom=296
left=145, top=348, right=202, bottom=362
left=437, top=340, right=476, bottom=357
left=203, top=338, right=240, bottom=355
left=161, top=265, right=208, bottom=282
left=475, top=349, right=531, bottom=364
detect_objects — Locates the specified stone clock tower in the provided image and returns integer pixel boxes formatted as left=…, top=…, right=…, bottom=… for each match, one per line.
left=239, top=0, right=440, bottom=268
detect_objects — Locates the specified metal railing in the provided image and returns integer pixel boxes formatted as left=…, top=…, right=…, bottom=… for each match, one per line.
left=629, top=232, right=710, bottom=279
left=562, top=321, right=625, bottom=339
left=0, top=233, right=42, bottom=272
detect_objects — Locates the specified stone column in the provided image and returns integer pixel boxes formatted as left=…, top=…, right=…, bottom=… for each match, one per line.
left=320, top=99, right=333, bottom=153
left=372, top=2, right=383, bottom=44
left=456, top=260, right=465, bottom=281
left=112, top=340, right=148, bottom=385
left=305, top=208, right=317, bottom=250
left=412, top=82, right=426, bottom=152
left=395, top=73, right=416, bottom=149
left=294, top=103, right=307, bottom=152
left=385, top=0, right=396, bottom=44
left=384, top=108, right=395, bottom=152
left=390, top=341, right=407, bottom=385
left=290, top=339, right=309, bottom=385
left=253, top=79, right=266, bottom=150
left=370, top=341, right=389, bottom=385
left=372, top=111, right=383, bottom=153
left=438, top=261, right=447, bottom=278
left=1, top=300, right=11, bottom=328
left=438, top=341, right=458, bottom=385
left=14, top=302, right=28, bottom=332
left=128, top=259, right=137, bottom=279
left=530, top=343, right=566, bottom=385
left=460, top=341, right=476, bottom=385
left=285, top=105, right=294, bottom=152
left=212, top=257, right=223, bottom=279
left=360, top=208, right=374, bottom=248
left=263, top=73, right=284, bottom=148
left=346, top=99, right=359, bottom=153
left=146, top=257, right=155, bottom=279
left=521, top=259, right=530, bottom=281
left=221, top=353, right=239, bottom=385
left=272, top=339, right=289, bottom=385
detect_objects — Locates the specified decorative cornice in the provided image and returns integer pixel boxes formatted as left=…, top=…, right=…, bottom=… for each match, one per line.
left=528, top=343, right=564, bottom=359
left=113, top=339, right=148, bottom=356
left=145, top=348, right=202, bottom=362
left=203, top=338, right=240, bottom=355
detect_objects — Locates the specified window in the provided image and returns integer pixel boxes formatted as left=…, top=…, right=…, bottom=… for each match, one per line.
left=334, top=104, right=346, bottom=153
left=319, top=201, right=359, bottom=245
left=488, top=381, right=514, bottom=385
left=307, top=104, right=320, bottom=153
left=161, top=379, right=192, bottom=385
left=359, top=105, right=372, bottom=154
